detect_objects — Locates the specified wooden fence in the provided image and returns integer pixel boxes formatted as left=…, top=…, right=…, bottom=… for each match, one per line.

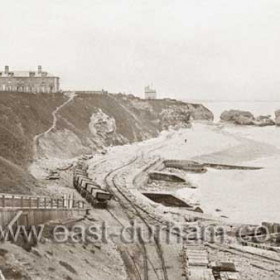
left=0, top=193, right=89, bottom=228
left=0, top=193, right=85, bottom=209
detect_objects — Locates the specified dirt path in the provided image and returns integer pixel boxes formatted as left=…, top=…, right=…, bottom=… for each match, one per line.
left=33, top=92, right=76, bottom=159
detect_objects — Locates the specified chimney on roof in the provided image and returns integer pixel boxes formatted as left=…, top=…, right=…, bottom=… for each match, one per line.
left=38, top=65, right=42, bottom=74
left=4, top=66, right=9, bottom=74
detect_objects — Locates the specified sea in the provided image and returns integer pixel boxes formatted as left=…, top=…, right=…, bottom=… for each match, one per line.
left=175, top=101, right=280, bottom=225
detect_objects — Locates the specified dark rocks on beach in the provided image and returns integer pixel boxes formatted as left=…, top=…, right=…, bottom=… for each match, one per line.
left=254, top=115, right=275, bottom=127
left=220, top=110, right=255, bottom=125
left=221, top=110, right=277, bottom=126
left=275, top=110, right=280, bottom=126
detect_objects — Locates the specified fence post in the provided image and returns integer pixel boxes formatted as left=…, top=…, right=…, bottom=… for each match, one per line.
left=44, top=197, right=47, bottom=208
left=71, top=195, right=73, bottom=208
left=29, top=197, right=32, bottom=208
left=51, top=198, right=53, bottom=209
left=2, top=195, right=5, bottom=208
left=12, top=195, right=14, bottom=208
left=21, top=196, right=23, bottom=208
left=37, top=197, right=40, bottom=208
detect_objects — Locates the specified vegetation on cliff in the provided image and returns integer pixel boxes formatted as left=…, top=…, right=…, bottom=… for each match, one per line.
left=0, top=91, right=213, bottom=193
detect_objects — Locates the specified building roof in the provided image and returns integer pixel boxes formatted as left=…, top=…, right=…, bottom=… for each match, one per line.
left=0, top=71, right=57, bottom=78
left=0, top=66, right=58, bottom=78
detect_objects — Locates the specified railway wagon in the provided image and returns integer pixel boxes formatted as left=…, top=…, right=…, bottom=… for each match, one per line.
left=73, top=173, right=112, bottom=208
left=86, top=183, right=112, bottom=207
left=73, top=166, right=87, bottom=176
left=74, top=170, right=87, bottom=176
left=76, top=175, right=90, bottom=188
left=74, top=170, right=86, bottom=176
left=73, top=172, right=87, bottom=187
left=80, top=179, right=112, bottom=207
left=78, top=179, right=94, bottom=198
left=73, top=175, right=88, bottom=188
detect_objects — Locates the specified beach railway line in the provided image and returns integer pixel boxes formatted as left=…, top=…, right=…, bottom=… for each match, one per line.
left=102, top=154, right=187, bottom=280
left=72, top=143, right=277, bottom=280
left=105, top=160, right=169, bottom=280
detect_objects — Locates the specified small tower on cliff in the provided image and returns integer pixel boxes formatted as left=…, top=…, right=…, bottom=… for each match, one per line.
left=144, top=85, right=157, bottom=99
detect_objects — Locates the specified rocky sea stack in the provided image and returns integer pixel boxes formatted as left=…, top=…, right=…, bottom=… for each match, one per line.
left=254, top=115, right=275, bottom=126
left=220, top=110, right=276, bottom=126
left=220, top=110, right=255, bottom=125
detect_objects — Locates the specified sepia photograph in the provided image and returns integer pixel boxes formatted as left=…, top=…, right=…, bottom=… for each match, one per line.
left=1, top=0, right=280, bottom=279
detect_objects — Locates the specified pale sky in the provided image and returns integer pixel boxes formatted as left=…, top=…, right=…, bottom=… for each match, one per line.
left=0, top=0, right=280, bottom=100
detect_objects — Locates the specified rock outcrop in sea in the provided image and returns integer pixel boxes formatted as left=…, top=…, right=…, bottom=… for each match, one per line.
left=254, top=115, right=275, bottom=126
left=220, top=110, right=255, bottom=125
left=221, top=109, right=279, bottom=126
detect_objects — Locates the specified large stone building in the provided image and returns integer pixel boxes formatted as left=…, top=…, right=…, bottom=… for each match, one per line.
left=0, top=66, right=59, bottom=93
left=144, top=85, right=157, bottom=99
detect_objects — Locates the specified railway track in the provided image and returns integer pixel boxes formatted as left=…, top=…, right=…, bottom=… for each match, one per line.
left=111, top=175, right=169, bottom=280
left=105, top=207, right=145, bottom=280
left=104, top=155, right=170, bottom=280
left=97, top=157, right=280, bottom=279
left=85, top=143, right=191, bottom=279
left=85, top=141, right=280, bottom=280
left=104, top=156, right=150, bottom=280
left=106, top=207, right=162, bottom=280
left=208, top=243, right=280, bottom=267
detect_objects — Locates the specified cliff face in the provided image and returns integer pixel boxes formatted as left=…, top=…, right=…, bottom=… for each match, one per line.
left=0, top=91, right=213, bottom=193
left=0, top=92, right=66, bottom=194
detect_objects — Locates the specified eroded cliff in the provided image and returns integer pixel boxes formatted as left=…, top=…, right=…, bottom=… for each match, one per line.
left=0, top=91, right=213, bottom=193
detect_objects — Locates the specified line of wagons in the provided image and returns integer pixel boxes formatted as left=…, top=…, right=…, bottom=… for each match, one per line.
left=73, top=163, right=112, bottom=208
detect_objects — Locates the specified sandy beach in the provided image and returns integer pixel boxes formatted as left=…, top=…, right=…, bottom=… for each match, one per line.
left=83, top=120, right=280, bottom=225
left=146, top=122, right=280, bottom=224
